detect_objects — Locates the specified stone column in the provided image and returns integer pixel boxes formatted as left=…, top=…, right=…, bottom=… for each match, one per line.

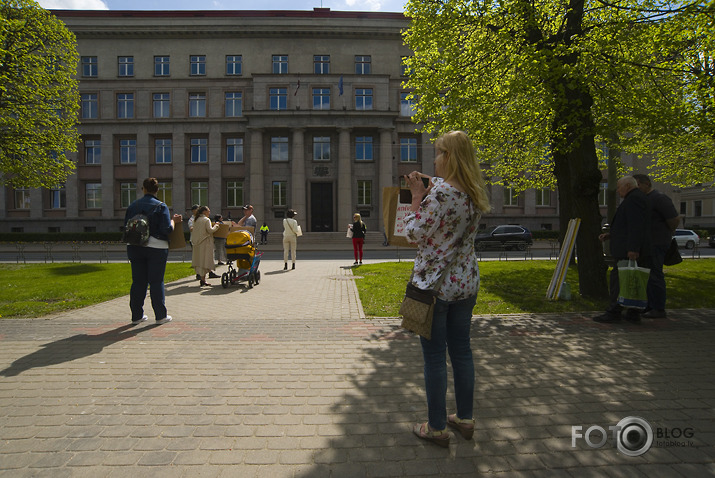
left=208, top=125, right=222, bottom=214
left=337, top=128, right=352, bottom=229
left=172, top=127, right=186, bottom=215
left=101, top=131, right=114, bottom=218
left=249, top=128, right=265, bottom=223
left=291, top=128, right=306, bottom=218
left=378, top=128, right=394, bottom=234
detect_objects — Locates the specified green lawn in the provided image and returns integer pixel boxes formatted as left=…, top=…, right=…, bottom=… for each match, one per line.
left=0, top=263, right=194, bottom=318
left=354, top=259, right=715, bottom=317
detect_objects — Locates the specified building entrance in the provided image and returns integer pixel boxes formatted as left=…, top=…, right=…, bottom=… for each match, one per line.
left=310, top=183, right=334, bottom=232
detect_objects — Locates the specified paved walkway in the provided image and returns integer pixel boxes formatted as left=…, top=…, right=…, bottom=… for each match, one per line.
left=0, top=259, right=713, bottom=477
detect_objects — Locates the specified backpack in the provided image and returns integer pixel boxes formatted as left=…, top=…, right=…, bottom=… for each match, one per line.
left=122, top=204, right=160, bottom=246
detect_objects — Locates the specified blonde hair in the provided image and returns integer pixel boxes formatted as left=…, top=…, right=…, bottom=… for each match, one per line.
left=434, top=131, right=490, bottom=212
left=353, top=213, right=363, bottom=225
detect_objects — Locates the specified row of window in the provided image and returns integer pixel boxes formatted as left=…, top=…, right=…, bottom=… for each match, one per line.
left=80, top=90, right=415, bottom=119
left=13, top=179, right=374, bottom=210
left=81, top=135, right=421, bottom=165
left=81, top=54, right=386, bottom=78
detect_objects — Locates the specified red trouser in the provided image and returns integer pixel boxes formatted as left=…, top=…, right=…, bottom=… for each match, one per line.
left=352, top=237, right=364, bottom=261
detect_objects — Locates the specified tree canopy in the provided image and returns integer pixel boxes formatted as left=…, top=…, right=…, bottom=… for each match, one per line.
left=0, top=0, right=80, bottom=189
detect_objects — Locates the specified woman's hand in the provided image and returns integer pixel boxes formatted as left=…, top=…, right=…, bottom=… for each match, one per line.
left=404, top=171, right=432, bottom=212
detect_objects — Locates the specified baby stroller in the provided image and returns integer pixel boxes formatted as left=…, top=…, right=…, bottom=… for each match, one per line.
left=222, top=230, right=262, bottom=289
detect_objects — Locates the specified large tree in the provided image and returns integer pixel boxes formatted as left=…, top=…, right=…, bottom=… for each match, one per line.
left=1, top=0, right=80, bottom=189
left=403, top=0, right=711, bottom=298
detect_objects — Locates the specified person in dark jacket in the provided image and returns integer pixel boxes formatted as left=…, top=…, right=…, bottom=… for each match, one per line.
left=593, top=176, right=651, bottom=323
left=350, top=213, right=367, bottom=265
left=124, top=178, right=182, bottom=325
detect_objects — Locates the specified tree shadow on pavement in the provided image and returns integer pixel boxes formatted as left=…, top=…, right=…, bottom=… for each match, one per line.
left=0, top=323, right=157, bottom=377
left=294, top=312, right=715, bottom=476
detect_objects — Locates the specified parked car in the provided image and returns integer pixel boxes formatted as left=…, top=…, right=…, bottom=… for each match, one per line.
left=709, top=233, right=715, bottom=248
left=672, top=229, right=700, bottom=249
left=474, top=225, right=533, bottom=251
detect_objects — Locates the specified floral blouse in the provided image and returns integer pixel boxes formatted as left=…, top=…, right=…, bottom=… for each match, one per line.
left=403, top=177, right=482, bottom=301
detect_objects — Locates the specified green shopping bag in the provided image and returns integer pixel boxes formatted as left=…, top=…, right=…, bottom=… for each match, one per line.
left=617, top=259, right=650, bottom=310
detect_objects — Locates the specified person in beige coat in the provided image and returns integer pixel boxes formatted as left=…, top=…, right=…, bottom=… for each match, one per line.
left=190, top=206, right=220, bottom=286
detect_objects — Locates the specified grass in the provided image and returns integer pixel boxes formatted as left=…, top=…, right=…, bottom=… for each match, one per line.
left=0, top=263, right=194, bottom=318
left=354, top=258, right=715, bottom=317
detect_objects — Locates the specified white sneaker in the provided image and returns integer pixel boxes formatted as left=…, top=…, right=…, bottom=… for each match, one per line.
left=131, top=315, right=148, bottom=325
left=155, top=316, right=172, bottom=325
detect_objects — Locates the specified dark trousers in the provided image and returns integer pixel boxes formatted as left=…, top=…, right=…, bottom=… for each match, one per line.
left=127, top=245, right=169, bottom=321
left=647, top=244, right=668, bottom=311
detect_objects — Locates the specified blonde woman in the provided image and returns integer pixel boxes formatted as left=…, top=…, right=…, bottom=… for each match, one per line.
left=190, top=206, right=220, bottom=286
left=403, top=131, right=490, bottom=448
left=350, top=213, right=367, bottom=265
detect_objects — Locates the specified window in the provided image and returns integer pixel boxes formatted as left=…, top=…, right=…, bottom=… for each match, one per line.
left=227, top=181, right=244, bottom=207
left=271, top=136, right=289, bottom=162
left=50, top=184, right=66, bottom=209
left=355, top=88, right=373, bottom=110
left=117, top=93, right=134, bottom=119
left=119, top=139, right=137, bottom=164
left=504, top=187, right=519, bottom=206
left=355, top=55, right=371, bottom=74
left=226, top=55, right=242, bottom=76
left=599, top=182, right=608, bottom=206
left=190, top=181, right=208, bottom=207
left=155, top=138, right=172, bottom=164
left=153, top=93, right=170, bottom=118
left=355, top=136, right=373, bottom=161
left=190, top=138, right=207, bottom=163
left=314, top=55, right=330, bottom=74
left=536, top=187, right=552, bottom=206
left=272, top=55, right=288, bottom=74
left=226, top=137, right=243, bottom=163
left=225, top=92, right=242, bottom=117
left=313, top=137, right=331, bottom=161
left=157, top=181, right=172, bottom=207
left=400, top=138, right=417, bottom=163
left=86, top=183, right=102, bottom=209
left=272, top=181, right=287, bottom=207
left=357, top=180, right=372, bottom=206
left=269, top=88, right=287, bottom=110
left=694, top=200, right=702, bottom=217
left=120, top=182, right=136, bottom=208
left=81, top=93, right=98, bottom=119
left=312, top=88, right=330, bottom=110
left=400, top=92, right=415, bottom=117
left=190, top=55, right=206, bottom=76
left=81, top=56, right=97, bottom=77
left=14, top=188, right=31, bottom=209
left=154, top=56, right=170, bottom=76
left=118, top=56, right=134, bottom=77
left=189, top=93, right=206, bottom=117
left=85, top=139, right=101, bottom=164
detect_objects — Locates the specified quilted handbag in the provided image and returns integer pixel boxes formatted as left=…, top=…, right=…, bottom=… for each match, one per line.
left=399, top=282, right=438, bottom=339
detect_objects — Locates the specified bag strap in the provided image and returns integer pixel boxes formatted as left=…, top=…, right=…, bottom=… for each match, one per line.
left=285, top=218, right=298, bottom=235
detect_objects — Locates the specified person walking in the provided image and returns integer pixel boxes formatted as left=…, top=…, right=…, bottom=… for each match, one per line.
left=190, top=206, right=220, bottom=286
left=350, top=213, right=367, bottom=265
left=402, top=131, right=491, bottom=448
left=633, top=174, right=680, bottom=318
left=593, top=176, right=652, bottom=323
left=282, top=209, right=300, bottom=270
left=125, top=178, right=182, bottom=326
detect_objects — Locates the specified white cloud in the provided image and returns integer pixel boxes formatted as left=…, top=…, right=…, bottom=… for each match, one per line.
left=342, top=0, right=404, bottom=12
left=38, top=0, right=109, bottom=9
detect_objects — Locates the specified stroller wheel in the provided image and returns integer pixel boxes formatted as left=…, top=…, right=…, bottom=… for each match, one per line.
left=221, top=272, right=229, bottom=289
left=255, top=271, right=261, bottom=285
left=229, top=269, right=237, bottom=282
left=248, top=273, right=254, bottom=289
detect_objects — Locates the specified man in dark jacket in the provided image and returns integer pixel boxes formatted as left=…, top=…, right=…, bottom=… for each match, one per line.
left=593, top=176, right=651, bottom=323
left=633, top=174, right=680, bottom=318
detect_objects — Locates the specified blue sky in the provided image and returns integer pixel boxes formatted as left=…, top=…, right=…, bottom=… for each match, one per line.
left=38, top=0, right=407, bottom=12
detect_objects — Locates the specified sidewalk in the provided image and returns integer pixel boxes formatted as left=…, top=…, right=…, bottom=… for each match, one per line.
left=0, top=259, right=713, bottom=477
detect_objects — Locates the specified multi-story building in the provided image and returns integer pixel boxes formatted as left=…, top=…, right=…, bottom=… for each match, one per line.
left=2, top=8, right=710, bottom=235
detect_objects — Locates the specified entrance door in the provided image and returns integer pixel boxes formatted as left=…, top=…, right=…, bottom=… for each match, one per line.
left=310, top=183, right=334, bottom=232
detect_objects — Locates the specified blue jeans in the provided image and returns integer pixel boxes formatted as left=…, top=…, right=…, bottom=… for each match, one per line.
left=419, top=295, right=477, bottom=431
left=127, top=245, right=169, bottom=321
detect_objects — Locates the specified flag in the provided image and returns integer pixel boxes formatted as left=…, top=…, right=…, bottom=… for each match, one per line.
left=338, top=76, right=343, bottom=96
left=294, top=80, right=300, bottom=96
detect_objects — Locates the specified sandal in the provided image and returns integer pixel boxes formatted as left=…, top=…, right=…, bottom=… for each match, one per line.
left=447, top=414, right=475, bottom=440
left=412, top=422, right=450, bottom=448
left=200, top=281, right=211, bottom=287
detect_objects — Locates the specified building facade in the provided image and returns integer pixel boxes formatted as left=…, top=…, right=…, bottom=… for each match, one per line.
left=2, top=9, right=709, bottom=235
